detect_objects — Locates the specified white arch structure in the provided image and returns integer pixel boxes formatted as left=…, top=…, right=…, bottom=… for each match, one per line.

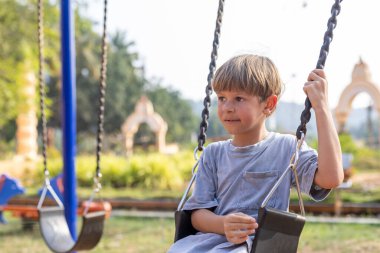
left=122, top=96, right=168, bottom=156
left=334, top=59, right=380, bottom=133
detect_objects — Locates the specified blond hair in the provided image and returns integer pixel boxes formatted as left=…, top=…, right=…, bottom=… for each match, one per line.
left=212, top=54, right=283, bottom=102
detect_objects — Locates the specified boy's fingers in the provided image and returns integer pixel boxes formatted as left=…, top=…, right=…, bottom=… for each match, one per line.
left=313, top=69, right=326, bottom=78
left=230, top=213, right=256, bottom=223
left=228, top=235, right=248, bottom=245
left=226, top=230, right=251, bottom=242
left=225, top=222, right=257, bottom=230
left=308, top=69, right=326, bottom=81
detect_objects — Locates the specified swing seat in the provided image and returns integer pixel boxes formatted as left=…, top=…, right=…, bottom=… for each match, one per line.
left=251, top=207, right=305, bottom=253
left=39, top=206, right=106, bottom=253
left=174, top=210, right=198, bottom=242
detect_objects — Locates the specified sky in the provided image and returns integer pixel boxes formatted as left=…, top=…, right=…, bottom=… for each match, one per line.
left=82, top=0, right=380, bottom=109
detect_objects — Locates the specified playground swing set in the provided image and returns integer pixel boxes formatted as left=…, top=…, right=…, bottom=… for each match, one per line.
left=0, top=0, right=344, bottom=252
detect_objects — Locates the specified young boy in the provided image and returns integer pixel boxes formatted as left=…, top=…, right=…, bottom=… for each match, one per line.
left=168, top=54, right=343, bottom=253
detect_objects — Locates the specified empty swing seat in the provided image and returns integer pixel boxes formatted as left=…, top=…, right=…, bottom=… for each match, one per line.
left=39, top=206, right=106, bottom=253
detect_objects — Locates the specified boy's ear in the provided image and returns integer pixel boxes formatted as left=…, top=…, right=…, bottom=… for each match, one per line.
left=263, top=95, right=278, bottom=116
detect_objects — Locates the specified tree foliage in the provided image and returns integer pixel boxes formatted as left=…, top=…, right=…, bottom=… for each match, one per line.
left=0, top=0, right=33, bottom=127
left=0, top=0, right=59, bottom=143
left=74, top=28, right=146, bottom=135
left=102, top=32, right=145, bottom=133
left=74, top=17, right=197, bottom=145
left=339, top=132, right=359, bottom=154
left=146, top=85, right=197, bottom=143
left=1, top=0, right=198, bottom=150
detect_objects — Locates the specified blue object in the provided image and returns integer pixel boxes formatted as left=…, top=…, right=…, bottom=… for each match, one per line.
left=61, top=0, right=77, bottom=240
left=0, top=174, right=25, bottom=223
left=38, top=173, right=64, bottom=202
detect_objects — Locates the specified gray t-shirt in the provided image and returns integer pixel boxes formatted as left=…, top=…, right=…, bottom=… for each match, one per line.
left=168, top=132, right=330, bottom=253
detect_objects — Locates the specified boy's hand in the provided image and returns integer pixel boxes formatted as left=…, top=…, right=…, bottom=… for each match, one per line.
left=303, top=69, right=329, bottom=110
left=223, top=212, right=258, bottom=244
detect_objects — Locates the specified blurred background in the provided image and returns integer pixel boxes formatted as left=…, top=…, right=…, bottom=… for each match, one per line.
left=0, top=0, right=379, bottom=252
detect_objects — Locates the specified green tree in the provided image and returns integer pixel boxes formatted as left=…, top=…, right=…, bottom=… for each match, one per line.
left=146, top=85, right=197, bottom=143
left=0, top=0, right=60, bottom=139
left=75, top=9, right=104, bottom=133
left=0, top=1, right=33, bottom=128
left=0, top=0, right=199, bottom=152
left=339, top=132, right=358, bottom=154
left=104, top=32, right=145, bottom=133
left=75, top=30, right=145, bottom=135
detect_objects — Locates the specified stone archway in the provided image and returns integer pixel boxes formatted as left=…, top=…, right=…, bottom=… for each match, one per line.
left=334, top=59, right=380, bottom=133
left=121, top=96, right=168, bottom=156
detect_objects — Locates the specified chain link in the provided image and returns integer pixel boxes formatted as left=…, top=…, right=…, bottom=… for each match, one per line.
left=296, top=0, right=343, bottom=139
left=197, top=0, right=225, bottom=151
left=95, top=0, right=108, bottom=185
left=37, top=0, right=49, bottom=178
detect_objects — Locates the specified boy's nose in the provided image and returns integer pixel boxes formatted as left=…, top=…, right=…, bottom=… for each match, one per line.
left=224, top=101, right=235, bottom=112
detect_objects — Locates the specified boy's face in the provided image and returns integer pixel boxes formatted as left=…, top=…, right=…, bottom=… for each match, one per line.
left=216, top=90, right=268, bottom=142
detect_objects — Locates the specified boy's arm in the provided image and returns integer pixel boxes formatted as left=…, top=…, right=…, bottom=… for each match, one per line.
left=191, top=209, right=225, bottom=235
left=304, top=69, right=344, bottom=189
left=191, top=209, right=257, bottom=244
left=313, top=105, right=344, bottom=188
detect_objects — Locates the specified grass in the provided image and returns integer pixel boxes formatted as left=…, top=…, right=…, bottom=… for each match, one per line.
left=1, top=214, right=380, bottom=253
left=300, top=223, right=380, bottom=253
left=0, top=215, right=174, bottom=253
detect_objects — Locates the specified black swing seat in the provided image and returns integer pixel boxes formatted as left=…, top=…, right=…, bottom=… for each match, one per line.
left=251, top=207, right=305, bottom=253
left=174, top=207, right=305, bottom=253
left=174, top=210, right=198, bottom=242
left=39, top=206, right=106, bottom=253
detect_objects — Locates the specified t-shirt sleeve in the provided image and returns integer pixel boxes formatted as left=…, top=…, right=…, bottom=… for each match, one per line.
left=183, top=147, right=219, bottom=211
left=292, top=141, right=331, bottom=201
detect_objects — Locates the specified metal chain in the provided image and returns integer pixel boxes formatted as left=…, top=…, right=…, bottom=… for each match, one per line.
left=296, top=0, right=343, bottom=139
left=37, top=0, right=108, bottom=189
left=197, top=0, right=225, bottom=151
left=37, top=0, right=49, bottom=178
left=95, top=0, right=108, bottom=185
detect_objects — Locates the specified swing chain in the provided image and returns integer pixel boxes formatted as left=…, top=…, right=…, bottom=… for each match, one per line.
left=95, top=0, right=108, bottom=186
left=197, top=0, right=225, bottom=151
left=291, top=133, right=306, bottom=216
left=37, top=0, right=49, bottom=178
left=93, top=173, right=102, bottom=193
left=296, top=0, right=342, bottom=140
left=261, top=133, right=306, bottom=216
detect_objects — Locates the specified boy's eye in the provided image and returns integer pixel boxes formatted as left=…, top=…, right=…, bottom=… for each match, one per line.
left=218, top=96, right=226, bottom=102
left=236, top=97, right=244, bottom=102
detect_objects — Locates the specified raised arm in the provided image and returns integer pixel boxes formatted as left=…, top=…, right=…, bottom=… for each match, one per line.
left=303, top=69, right=344, bottom=189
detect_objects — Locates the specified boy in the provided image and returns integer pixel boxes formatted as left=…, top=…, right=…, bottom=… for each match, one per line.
left=168, top=54, right=343, bottom=252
